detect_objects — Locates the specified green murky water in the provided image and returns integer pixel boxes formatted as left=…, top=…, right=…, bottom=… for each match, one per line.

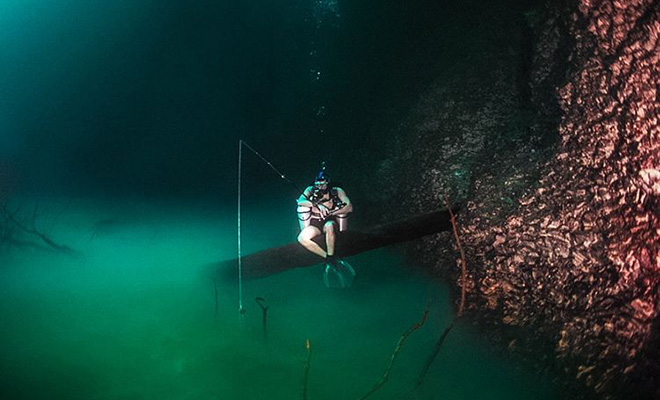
left=0, top=198, right=560, bottom=399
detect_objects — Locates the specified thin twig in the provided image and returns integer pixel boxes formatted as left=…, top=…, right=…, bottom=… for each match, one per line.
left=256, top=297, right=269, bottom=343
left=412, top=197, right=468, bottom=391
left=414, top=322, right=455, bottom=389
left=213, top=278, right=219, bottom=319
left=357, top=302, right=431, bottom=400
left=445, top=195, right=467, bottom=317
left=303, top=339, right=312, bottom=400
left=0, top=204, right=73, bottom=253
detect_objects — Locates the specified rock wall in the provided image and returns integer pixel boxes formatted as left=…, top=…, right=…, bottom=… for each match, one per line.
left=379, top=0, right=660, bottom=398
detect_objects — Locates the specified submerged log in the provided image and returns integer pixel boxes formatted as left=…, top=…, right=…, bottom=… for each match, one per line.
left=214, top=206, right=459, bottom=279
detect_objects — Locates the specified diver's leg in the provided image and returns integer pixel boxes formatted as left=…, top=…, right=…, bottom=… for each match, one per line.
left=323, top=221, right=336, bottom=257
left=297, top=226, right=326, bottom=257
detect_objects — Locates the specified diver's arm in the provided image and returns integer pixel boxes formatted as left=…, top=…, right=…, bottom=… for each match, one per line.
left=298, top=187, right=331, bottom=217
left=333, top=188, right=353, bottom=215
left=297, top=187, right=314, bottom=207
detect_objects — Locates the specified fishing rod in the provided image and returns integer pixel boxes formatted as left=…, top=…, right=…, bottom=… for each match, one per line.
left=236, top=139, right=316, bottom=318
left=240, top=140, right=308, bottom=196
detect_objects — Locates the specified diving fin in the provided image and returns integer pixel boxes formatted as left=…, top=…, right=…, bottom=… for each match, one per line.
left=323, top=258, right=356, bottom=288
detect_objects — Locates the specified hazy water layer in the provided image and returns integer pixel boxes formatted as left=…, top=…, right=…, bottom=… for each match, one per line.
left=0, top=197, right=560, bottom=399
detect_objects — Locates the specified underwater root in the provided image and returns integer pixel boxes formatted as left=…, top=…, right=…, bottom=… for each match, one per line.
left=405, top=196, right=467, bottom=394
left=256, top=297, right=269, bottom=343
left=0, top=203, right=74, bottom=254
left=302, top=339, right=312, bottom=400
left=213, top=278, right=219, bottom=319
left=415, top=322, right=455, bottom=388
left=356, top=302, right=431, bottom=400
left=445, top=195, right=467, bottom=317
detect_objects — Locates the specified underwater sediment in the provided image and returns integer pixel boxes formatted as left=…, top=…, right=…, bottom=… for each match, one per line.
left=378, top=0, right=659, bottom=398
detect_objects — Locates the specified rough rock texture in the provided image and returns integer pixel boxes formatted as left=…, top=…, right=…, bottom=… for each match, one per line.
left=379, top=0, right=660, bottom=398
left=541, top=0, right=659, bottom=396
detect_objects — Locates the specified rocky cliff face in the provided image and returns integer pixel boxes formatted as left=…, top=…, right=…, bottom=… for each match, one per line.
left=379, top=0, right=659, bottom=398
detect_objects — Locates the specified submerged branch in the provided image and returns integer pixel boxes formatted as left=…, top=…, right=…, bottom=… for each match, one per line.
left=414, top=322, right=455, bottom=389
left=256, top=297, right=269, bottom=343
left=445, top=195, right=467, bottom=317
left=0, top=204, right=74, bottom=254
left=213, top=278, right=219, bottom=319
left=357, top=302, right=431, bottom=400
left=410, top=196, right=468, bottom=391
left=303, top=339, right=312, bottom=400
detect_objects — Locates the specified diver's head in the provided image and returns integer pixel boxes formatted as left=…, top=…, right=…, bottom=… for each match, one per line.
left=313, top=177, right=328, bottom=192
left=313, top=162, right=329, bottom=191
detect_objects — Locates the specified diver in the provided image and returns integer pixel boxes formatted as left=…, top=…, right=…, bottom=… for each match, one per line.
left=297, top=163, right=355, bottom=287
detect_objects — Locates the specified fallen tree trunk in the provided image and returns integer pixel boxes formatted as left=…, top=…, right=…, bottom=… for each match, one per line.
left=213, top=206, right=459, bottom=280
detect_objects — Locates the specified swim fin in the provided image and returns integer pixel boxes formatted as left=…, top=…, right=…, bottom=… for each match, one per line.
left=323, top=258, right=356, bottom=288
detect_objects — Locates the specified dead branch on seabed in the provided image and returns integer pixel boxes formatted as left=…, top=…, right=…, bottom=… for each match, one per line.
left=356, top=302, right=431, bottom=400
left=303, top=339, right=312, bottom=400
left=0, top=202, right=74, bottom=254
left=446, top=195, right=467, bottom=317
left=409, top=196, right=469, bottom=392
left=413, top=322, right=455, bottom=389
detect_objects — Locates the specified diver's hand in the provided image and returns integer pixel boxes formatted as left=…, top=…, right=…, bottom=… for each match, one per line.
left=317, top=204, right=329, bottom=217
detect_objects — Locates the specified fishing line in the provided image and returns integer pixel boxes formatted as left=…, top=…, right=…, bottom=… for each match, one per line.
left=240, top=140, right=306, bottom=195
left=236, top=139, right=309, bottom=318
left=237, top=140, right=244, bottom=318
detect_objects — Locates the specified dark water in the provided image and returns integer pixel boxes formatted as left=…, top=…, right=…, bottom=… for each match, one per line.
left=1, top=0, right=540, bottom=197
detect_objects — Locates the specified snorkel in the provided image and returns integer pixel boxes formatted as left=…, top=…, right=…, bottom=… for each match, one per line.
left=313, top=162, right=330, bottom=195
left=298, top=162, right=329, bottom=228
